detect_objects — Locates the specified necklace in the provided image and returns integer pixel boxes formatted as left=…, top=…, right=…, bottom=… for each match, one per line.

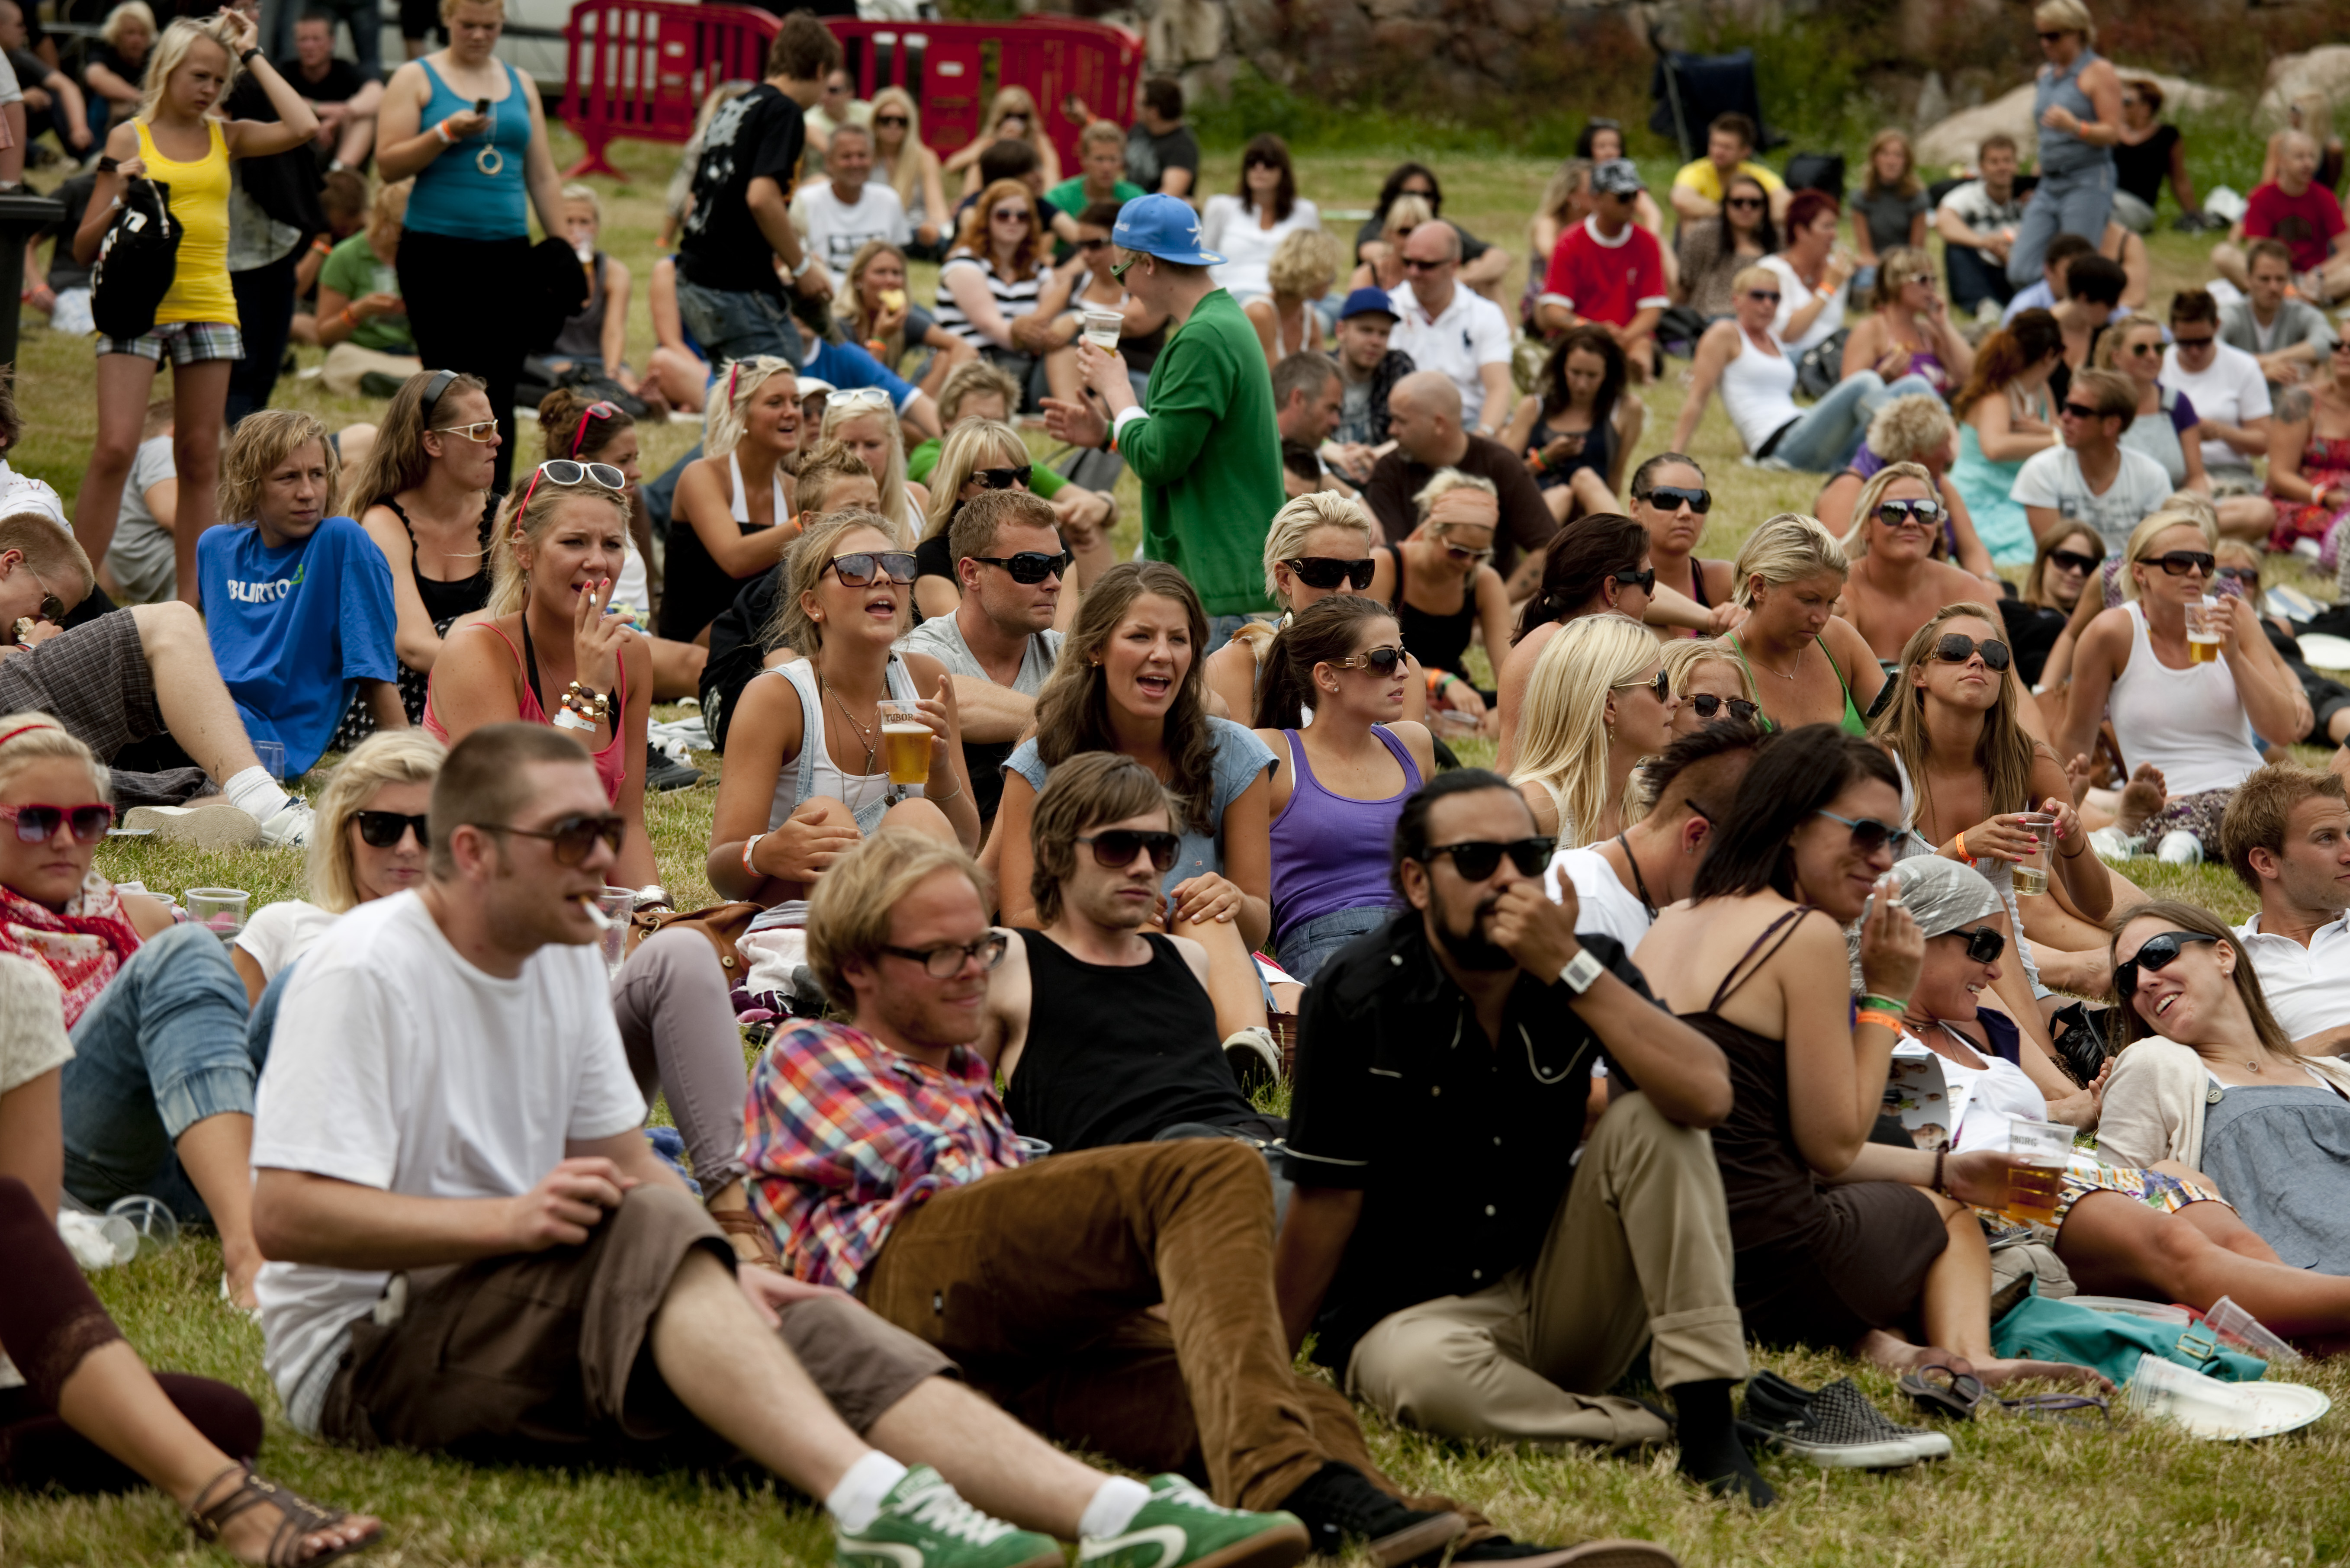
left=1737, top=632, right=1804, bottom=682
left=816, top=666, right=879, bottom=775
left=1614, top=832, right=1656, bottom=919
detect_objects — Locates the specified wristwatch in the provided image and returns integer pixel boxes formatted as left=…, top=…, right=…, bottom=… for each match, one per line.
left=1556, top=946, right=1604, bottom=996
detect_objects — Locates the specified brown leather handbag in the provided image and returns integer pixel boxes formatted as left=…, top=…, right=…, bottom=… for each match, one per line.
left=624, top=901, right=763, bottom=980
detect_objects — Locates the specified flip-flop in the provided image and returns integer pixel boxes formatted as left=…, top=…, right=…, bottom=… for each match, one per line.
left=1997, top=1391, right=2112, bottom=1427
left=1899, top=1364, right=1985, bottom=1421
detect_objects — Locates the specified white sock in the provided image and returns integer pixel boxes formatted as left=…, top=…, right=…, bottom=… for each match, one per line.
left=1079, top=1477, right=1153, bottom=1539
left=223, top=767, right=293, bottom=825
left=826, top=1452, right=909, bottom=1534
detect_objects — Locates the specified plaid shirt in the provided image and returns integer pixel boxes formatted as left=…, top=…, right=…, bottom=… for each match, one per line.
left=743, top=1019, right=1025, bottom=1292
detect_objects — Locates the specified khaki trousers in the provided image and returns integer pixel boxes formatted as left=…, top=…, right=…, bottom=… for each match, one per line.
left=321, top=341, right=423, bottom=397
left=1345, top=1092, right=1750, bottom=1447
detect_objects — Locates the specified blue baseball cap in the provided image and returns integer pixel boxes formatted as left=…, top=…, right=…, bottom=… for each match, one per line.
left=1111, top=193, right=1225, bottom=266
left=1337, top=286, right=1399, bottom=323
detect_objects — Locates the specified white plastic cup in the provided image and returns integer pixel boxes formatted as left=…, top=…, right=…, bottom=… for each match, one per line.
left=1081, top=307, right=1124, bottom=353
left=183, top=888, right=250, bottom=941
left=105, top=1193, right=180, bottom=1256
left=251, top=739, right=286, bottom=781
left=2203, top=1295, right=2304, bottom=1365
left=595, top=887, right=636, bottom=977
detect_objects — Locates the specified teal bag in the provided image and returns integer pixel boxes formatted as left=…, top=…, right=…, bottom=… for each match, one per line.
left=1991, top=1282, right=2267, bottom=1385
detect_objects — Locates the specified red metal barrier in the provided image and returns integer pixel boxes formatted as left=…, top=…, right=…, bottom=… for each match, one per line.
left=559, top=3, right=1143, bottom=183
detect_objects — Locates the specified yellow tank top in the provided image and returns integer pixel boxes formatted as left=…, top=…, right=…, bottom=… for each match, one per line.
left=134, top=118, right=238, bottom=327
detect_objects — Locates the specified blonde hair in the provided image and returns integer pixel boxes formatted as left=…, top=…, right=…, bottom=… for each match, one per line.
left=486, top=475, right=631, bottom=617
left=1732, top=513, right=1847, bottom=607
left=308, top=731, right=446, bottom=913
left=559, top=182, right=603, bottom=228
left=139, top=13, right=238, bottom=119
left=1508, top=615, right=1663, bottom=844
left=871, top=86, right=928, bottom=211
left=982, top=84, right=1047, bottom=155
left=1261, top=491, right=1373, bottom=603
left=0, top=513, right=95, bottom=601
left=804, top=828, right=990, bottom=1005
left=220, top=410, right=340, bottom=526
left=1413, top=468, right=1498, bottom=527
left=1862, top=129, right=1921, bottom=199
left=2094, top=315, right=2165, bottom=370
left=936, top=360, right=1022, bottom=426
left=2119, top=507, right=2218, bottom=603
left=100, top=0, right=154, bottom=49
left=764, top=509, right=904, bottom=656
left=0, top=712, right=107, bottom=801
left=345, top=369, right=488, bottom=509
left=1267, top=228, right=1341, bottom=301
left=704, top=355, right=797, bottom=460
left=2033, top=0, right=2095, bottom=44
left=792, top=438, right=878, bottom=521
left=1382, top=195, right=1432, bottom=242
left=367, top=177, right=412, bottom=241
left=1869, top=244, right=1934, bottom=310
left=1839, top=461, right=1936, bottom=558
left=920, top=420, right=1027, bottom=542
left=1730, top=263, right=1778, bottom=295
left=1864, top=392, right=1956, bottom=466
left=1662, top=636, right=1757, bottom=704
left=1871, top=601, right=2037, bottom=818
left=438, top=0, right=502, bottom=24
left=843, top=239, right=912, bottom=360
left=821, top=391, right=913, bottom=542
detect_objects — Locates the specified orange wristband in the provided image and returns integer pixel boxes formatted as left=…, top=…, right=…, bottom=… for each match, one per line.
left=1856, top=1008, right=1903, bottom=1034
left=1955, top=829, right=1969, bottom=861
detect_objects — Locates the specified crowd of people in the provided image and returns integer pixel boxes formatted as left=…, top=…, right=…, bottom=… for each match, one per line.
left=12, top=0, right=2350, bottom=1563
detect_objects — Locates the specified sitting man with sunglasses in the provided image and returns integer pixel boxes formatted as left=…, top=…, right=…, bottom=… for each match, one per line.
left=1275, top=769, right=1768, bottom=1508
left=2013, top=367, right=2174, bottom=556
left=1543, top=722, right=1760, bottom=951
left=1835, top=463, right=2015, bottom=660
left=896, top=491, right=1064, bottom=833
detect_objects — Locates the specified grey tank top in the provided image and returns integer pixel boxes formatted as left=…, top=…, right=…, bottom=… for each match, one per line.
left=2199, top=1075, right=2350, bottom=1273
left=2035, top=49, right=2109, bottom=175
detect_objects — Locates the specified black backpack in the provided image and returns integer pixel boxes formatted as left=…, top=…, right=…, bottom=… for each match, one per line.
left=90, top=177, right=180, bottom=341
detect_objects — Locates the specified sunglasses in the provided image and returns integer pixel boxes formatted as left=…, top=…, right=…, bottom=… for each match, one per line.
left=1932, top=632, right=2012, bottom=671
left=1111, top=253, right=1140, bottom=280
left=1814, top=808, right=1916, bottom=856
left=973, top=549, right=1072, bottom=583
left=1687, top=693, right=1759, bottom=723
left=1875, top=498, right=1945, bottom=526
left=1639, top=485, right=1712, bottom=514
left=874, top=114, right=909, bottom=127
left=516, top=458, right=627, bottom=518
left=883, top=932, right=1012, bottom=978
left=1945, top=924, right=2006, bottom=964
left=2216, top=564, right=2260, bottom=585
left=2037, top=29, right=2066, bottom=40
left=2058, top=401, right=2109, bottom=421
left=1424, top=837, right=1556, bottom=881
left=828, top=550, right=919, bottom=586
left=24, top=563, right=64, bottom=624
left=2125, top=341, right=2160, bottom=357
left=1726, top=197, right=1765, bottom=210
left=1906, top=272, right=1936, bottom=286
left=1401, top=256, right=1446, bottom=271
left=568, top=399, right=622, bottom=459
left=2139, top=549, right=2215, bottom=577
left=828, top=386, right=897, bottom=415
left=1442, top=540, right=1495, bottom=564
left=432, top=419, right=500, bottom=443
left=1335, top=644, right=1410, bottom=675
left=1286, top=556, right=1377, bottom=590
left=0, top=801, right=111, bottom=844
left=2048, top=547, right=2100, bottom=574
left=1742, top=288, right=1781, bottom=302
left=1076, top=828, right=1181, bottom=872
left=972, top=463, right=1033, bottom=491
left=1077, top=236, right=1113, bottom=251
left=990, top=206, right=1032, bottom=224
left=2172, top=333, right=2216, bottom=350
left=353, top=810, right=430, bottom=848
left=482, top=810, right=626, bottom=865
left=1614, top=667, right=1671, bottom=701
left=2113, top=930, right=2219, bottom=1001
left=1611, top=566, right=1658, bottom=596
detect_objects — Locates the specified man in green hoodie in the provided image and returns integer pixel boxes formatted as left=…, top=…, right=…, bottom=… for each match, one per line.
left=1043, top=194, right=1283, bottom=643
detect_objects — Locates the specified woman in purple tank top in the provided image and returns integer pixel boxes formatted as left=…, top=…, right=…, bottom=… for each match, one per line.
left=1251, top=596, right=1436, bottom=980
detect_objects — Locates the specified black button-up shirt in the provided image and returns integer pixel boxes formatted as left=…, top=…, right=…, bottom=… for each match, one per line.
left=1280, top=911, right=1649, bottom=1371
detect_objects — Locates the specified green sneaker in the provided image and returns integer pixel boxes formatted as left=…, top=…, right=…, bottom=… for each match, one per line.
left=836, top=1465, right=1065, bottom=1568
left=1078, top=1474, right=1310, bottom=1568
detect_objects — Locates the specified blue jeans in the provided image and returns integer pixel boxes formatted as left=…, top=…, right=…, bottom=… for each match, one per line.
left=1945, top=242, right=2016, bottom=315
left=674, top=279, right=803, bottom=372
left=1276, top=906, right=1394, bottom=982
left=59, top=922, right=261, bottom=1225
left=2008, top=161, right=2116, bottom=288
left=1768, top=372, right=1941, bottom=473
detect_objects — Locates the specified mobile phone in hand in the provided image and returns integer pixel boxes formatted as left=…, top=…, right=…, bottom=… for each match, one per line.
left=474, top=96, right=490, bottom=117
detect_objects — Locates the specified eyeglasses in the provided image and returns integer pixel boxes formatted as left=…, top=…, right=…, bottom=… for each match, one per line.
left=1931, top=632, right=2012, bottom=671
left=972, top=463, right=1033, bottom=491
left=1334, top=644, right=1410, bottom=675
left=1401, top=256, right=1447, bottom=272
left=568, top=400, right=621, bottom=459
left=2172, top=333, right=2216, bottom=350
left=1423, top=837, right=1555, bottom=880
left=2113, top=930, right=2219, bottom=1000
left=1637, top=485, right=1711, bottom=514
left=973, top=549, right=1072, bottom=584
left=433, top=419, right=500, bottom=443
left=882, top=932, right=1012, bottom=978
left=874, top=114, right=909, bottom=127
left=1074, top=829, right=1180, bottom=872
left=353, top=810, right=430, bottom=848
left=2138, top=549, right=2215, bottom=577
left=1687, top=693, right=1759, bottom=723
left=1286, top=556, right=1376, bottom=590
left=1875, top=498, right=1945, bottom=526
left=1613, top=667, right=1671, bottom=701
left=0, top=801, right=111, bottom=844
left=1742, top=288, right=1781, bottom=303
left=1814, top=809, right=1916, bottom=856
left=1726, top=197, right=1765, bottom=211
left=827, top=550, right=918, bottom=586
left=1441, top=540, right=1495, bottom=564
left=1611, top=566, right=1658, bottom=595
left=1947, top=924, right=2006, bottom=964
left=516, top=458, right=627, bottom=517
left=479, top=811, right=627, bottom=865
left=2048, top=547, right=2100, bottom=574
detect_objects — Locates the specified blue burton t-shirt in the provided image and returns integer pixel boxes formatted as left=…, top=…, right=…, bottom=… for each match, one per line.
left=196, top=515, right=399, bottom=776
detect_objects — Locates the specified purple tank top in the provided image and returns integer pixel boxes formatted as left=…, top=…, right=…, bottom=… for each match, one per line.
left=1268, top=726, right=1423, bottom=947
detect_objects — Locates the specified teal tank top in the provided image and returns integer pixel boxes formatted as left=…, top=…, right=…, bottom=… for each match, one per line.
left=404, top=58, right=530, bottom=241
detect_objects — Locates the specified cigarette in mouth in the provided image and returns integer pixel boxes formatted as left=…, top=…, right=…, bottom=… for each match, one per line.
left=577, top=895, right=617, bottom=930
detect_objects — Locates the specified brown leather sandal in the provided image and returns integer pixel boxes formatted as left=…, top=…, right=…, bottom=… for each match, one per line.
left=711, top=1205, right=783, bottom=1271
left=186, top=1462, right=383, bottom=1566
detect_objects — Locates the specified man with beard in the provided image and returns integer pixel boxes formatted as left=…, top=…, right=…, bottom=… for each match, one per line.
left=1272, top=770, right=1771, bottom=1507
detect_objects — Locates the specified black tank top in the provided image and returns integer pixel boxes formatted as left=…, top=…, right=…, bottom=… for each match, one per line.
left=1383, top=543, right=1476, bottom=678
left=660, top=514, right=766, bottom=643
left=377, top=495, right=493, bottom=628
left=1002, top=929, right=1254, bottom=1152
left=1527, top=410, right=1613, bottom=492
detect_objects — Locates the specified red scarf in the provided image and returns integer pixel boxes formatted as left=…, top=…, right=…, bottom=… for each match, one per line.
left=0, top=875, right=142, bottom=1029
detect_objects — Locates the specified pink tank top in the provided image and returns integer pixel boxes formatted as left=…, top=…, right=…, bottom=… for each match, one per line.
left=423, top=620, right=630, bottom=802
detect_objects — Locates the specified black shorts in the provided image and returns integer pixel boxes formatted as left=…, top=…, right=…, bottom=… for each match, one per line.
left=398, top=0, right=441, bottom=42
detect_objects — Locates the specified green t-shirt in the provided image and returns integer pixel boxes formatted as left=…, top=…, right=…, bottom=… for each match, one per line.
left=1044, top=175, right=1144, bottom=221
left=906, top=438, right=1067, bottom=500
left=317, top=235, right=414, bottom=355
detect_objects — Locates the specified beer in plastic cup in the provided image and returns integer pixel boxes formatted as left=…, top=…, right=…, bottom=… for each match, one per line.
left=2186, top=595, right=2223, bottom=664
left=878, top=699, right=931, bottom=786
left=2004, top=1117, right=2072, bottom=1224
left=1081, top=307, right=1125, bottom=353
left=2013, top=813, right=2054, bottom=897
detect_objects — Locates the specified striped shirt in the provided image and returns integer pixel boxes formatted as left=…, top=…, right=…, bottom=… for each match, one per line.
left=931, top=248, right=1051, bottom=349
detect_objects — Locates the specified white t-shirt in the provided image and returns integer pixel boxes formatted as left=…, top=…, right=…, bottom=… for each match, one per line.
left=2160, top=339, right=2272, bottom=473
left=1199, top=193, right=1321, bottom=302
left=234, top=899, right=341, bottom=984
left=251, top=890, right=646, bottom=1402
left=1758, top=253, right=1847, bottom=359
left=1545, top=844, right=1654, bottom=953
left=2234, top=912, right=2350, bottom=1044
left=2008, top=444, right=2175, bottom=554
left=0, top=954, right=69, bottom=1394
left=1386, top=281, right=1513, bottom=428
left=791, top=180, right=912, bottom=291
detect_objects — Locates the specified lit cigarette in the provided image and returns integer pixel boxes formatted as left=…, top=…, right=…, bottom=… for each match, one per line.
left=577, top=895, right=617, bottom=930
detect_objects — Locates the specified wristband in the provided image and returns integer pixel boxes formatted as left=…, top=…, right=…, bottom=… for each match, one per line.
left=1855, top=1008, right=1903, bottom=1035
left=434, top=117, right=454, bottom=145
left=239, top=46, right=261, bottom=64
left=741, top=831, right=766, bottom=878
left=1861, top=994, right=1910, bottom=1015
left=1527, top=449, right=1546, bottom=473
left=790, top=252, right=816, bottom=279
left=2057, top=837, right=2086, bottom=858
left=311, top=237, right=333, bottom=256
left=551, top=707, right=596, bottom=733
left=1931, top=1147, right=1948, bottom=1196
left=339, top=305, right=357, bottom=326
left=1955, top=828, right=1970, bottom=861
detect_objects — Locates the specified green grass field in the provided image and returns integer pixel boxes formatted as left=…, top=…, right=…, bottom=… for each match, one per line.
left=6, top=125, right=2350, bottom=1567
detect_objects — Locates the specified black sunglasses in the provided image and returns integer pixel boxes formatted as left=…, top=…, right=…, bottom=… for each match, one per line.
left=353, top=810, right=430, bottom=848
left=1932, top=632, right=2012, bottom=671
left=1688, top=693, right=1759, bottom=723
left=1638, top=485, right=1711, bottom=514
left=1077, top=237, right=1113, bottom=251
left=829, top=550, right=919, bottom=586
left=874, top=114, right=909, bottom=127
left=2059, top=401, right=2110, bottom=421
left=1611, top=566, right=1658, bottom=595
left=1946, top=923, right=2006, bottom=964
left=1076, top=829, right=1180, bottom=872
left=1726, top=196, right=1766, bottom=210
left=972, top=464, right=1033, bottom=491
left=481, top=811, right=626, bottom=865
left=1335, top=644, right=1409, bottom=675
left=974, top=549, right=1072, bottom=584
left=2172, top=333, right=2217, bottom=350
left=882, top=932, right=1011, bottom=978
left=1815, top=808, right=1916, bottom=856
left=2037, top=29, right=2066, bottom=40
left=2047, top=547, right=2100, bottom=574
left=2114, top=930, right=2219, bottom=1000
left=1424, top=837, right=1556, bottom=881
left=1286, top=556, right=1376, bottom=591
left=0, top=802, right=112, bottom=844
left=1875, top=498, right=1945, bottom=526
left=2139, top=549, right=2215, bottom=577
left=2216, top=565, right=2260, bottom=585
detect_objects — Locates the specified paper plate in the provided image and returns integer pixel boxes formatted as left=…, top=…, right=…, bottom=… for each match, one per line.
left=2128, top=1355, right=2331, bottom=1441
left=2295, top=633, right=2350, bottom=673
